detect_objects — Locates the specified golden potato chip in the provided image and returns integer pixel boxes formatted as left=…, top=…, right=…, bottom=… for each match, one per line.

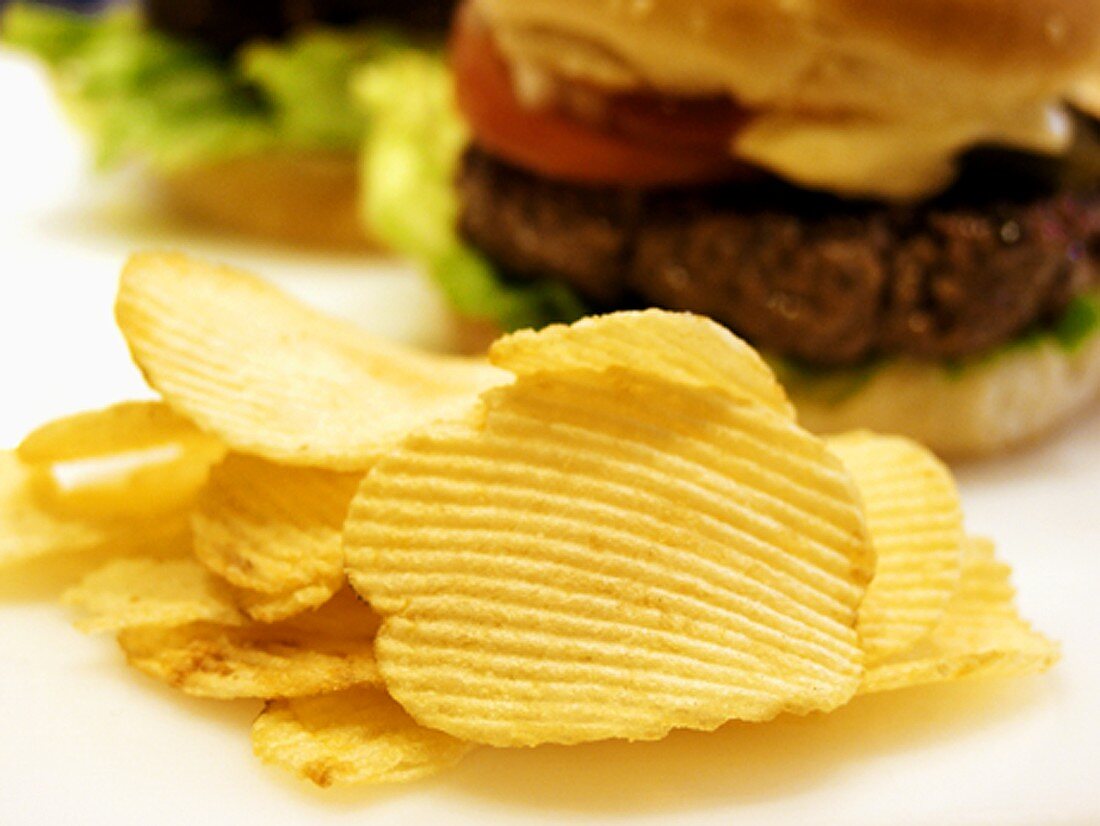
left=118, top=588, right=382, bottom=699
left=826, top=431, right=964, bottom=660
left=490, top=310, right=794, bottom=419
left=16, top=402, right=224, bottom=520
left=191, top=454, right=358, bottom=603
left=346, top=367, right=873, bottom=747
left=231, top=579, right=348, bottom=624
left=0, top=451, right=188, bottom=570
left=862, top=537, right=1059, bottom=694
left=115, top=252, right=506, bottom=470
left=18, top=401, right=211, bottom=463
left=63, top=556, right=243, bottom=633
left=252, top=687, right=472, bottom=787
left=1, top=452, right=112, bottom=566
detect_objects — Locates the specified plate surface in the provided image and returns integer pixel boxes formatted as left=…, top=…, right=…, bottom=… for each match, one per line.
left=1, top=52, right=1098, bottom=826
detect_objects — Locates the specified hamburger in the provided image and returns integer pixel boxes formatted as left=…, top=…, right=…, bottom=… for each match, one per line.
left=1, top=0, right=458, bottom=248
left=361, top=0, right=1100, bottom=457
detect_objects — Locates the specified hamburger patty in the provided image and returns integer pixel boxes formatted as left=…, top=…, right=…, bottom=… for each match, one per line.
left=458, top=147, right=1100, bottom=366
left=145, top=0, right=457, bottom=54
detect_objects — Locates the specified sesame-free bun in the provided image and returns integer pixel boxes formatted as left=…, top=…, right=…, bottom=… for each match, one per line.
left=476, top=0, right=1100, bottom=106
left=792, top=328, right=1100, bottom=459
left=156, top=150, right=372, bottom=250
left=825, top=0, right=1100, bottom=80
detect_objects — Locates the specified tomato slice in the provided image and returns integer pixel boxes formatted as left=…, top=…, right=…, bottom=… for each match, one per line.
left=451, top=5, right=756, bottom=187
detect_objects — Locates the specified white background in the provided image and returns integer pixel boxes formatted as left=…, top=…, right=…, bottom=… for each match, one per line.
left=1, top=50, right=1099, bottom=826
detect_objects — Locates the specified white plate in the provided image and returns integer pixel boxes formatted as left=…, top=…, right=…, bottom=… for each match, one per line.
left=2, top=51, right=1099, bottom=826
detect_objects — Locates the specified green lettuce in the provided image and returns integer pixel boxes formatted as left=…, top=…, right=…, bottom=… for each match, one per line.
left=1053, top=292, right=1100, bottom=353
left=1, top=3, right=405, bottom=172
left=356, top=50, right=585, bottom=331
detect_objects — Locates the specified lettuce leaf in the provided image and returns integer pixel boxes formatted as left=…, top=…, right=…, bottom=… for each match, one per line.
left=241, top=28, right=405, bottom=150
left=1053, top=292, right=1100, bottom=353
left=1, top=3, right=404, bottom=172
left=356, top=50, right=586, bottom=331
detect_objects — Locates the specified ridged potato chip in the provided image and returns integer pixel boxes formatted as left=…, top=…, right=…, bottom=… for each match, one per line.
left=191, top=455, right=358, bottom=604
left=490, top=310, right=793, bottom=418
left=115, top=252, right=505, bottom=470
left=231, top=580, right=348, bottom=624
left=862, top=537, right=1059, bottom=694
left=252, top=687, right=472, bottom=788
left=0, top=451, right=188, bottom=569
left=63, top=556, right=243, bottom=633
left=17, top=402, right=225, bottom=519
left=346, top=367, right=873, bottom=747
left=826, top=432, right=964, bottom=660
left=118, top=588, right=382, bottom=699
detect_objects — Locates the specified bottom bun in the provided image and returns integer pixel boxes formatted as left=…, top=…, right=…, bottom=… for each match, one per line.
left=792, top=330, right=1100, bottom=459
left=155, top=150, right=371, bottom=250
left=452, top=314, right=1100, bottom=459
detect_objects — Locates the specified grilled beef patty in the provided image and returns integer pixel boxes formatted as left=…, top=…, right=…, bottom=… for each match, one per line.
left=458, top=146, right=1100, bottom=366
left=145, top=0, right=457, bottom=54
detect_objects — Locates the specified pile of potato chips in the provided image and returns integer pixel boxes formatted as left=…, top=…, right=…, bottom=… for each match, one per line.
left=0, top=252, right=1059, bottom=787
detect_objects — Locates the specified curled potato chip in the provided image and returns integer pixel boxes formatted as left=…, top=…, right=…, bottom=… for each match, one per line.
left=115, top=252, right=506, bottom=470
left=63, top=556, right=243, bottom=633
left=41, top=454, right=216, bottom=521
left=118, top=588, right=382, bottom=698
left=18, top=401, right=211, bottom=463
left=191, top=454, right=358, bottom=601
left=826, top=431, right=964, bottom=660
left=0, top=451, right=188, bottom=569
left=490, top=310, right=793, bottom=418
left=862, top=537, right=1059, bottom=694
left=15, top=402, right=224, bottom=520
left=347, top=367, right=872, bottom=747
left=231, top=579, right=348, bottom=624
left=252, top=687, right=472, bottom=788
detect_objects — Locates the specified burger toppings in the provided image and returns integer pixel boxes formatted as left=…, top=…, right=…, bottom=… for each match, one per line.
left=467, top=0, right=1089, bottom=198
left=451, top=7, right=753, bottom=186
left=441, top=0, right=1100, bottom=368
left=458, top=146, right=1099, bottom=367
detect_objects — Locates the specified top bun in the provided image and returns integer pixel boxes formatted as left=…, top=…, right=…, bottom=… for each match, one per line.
left=827, top=0, right=1100, bottom=79
left=476, top=0, right=1100, bottom=105
left=474, top=0, right=1100, bottom=196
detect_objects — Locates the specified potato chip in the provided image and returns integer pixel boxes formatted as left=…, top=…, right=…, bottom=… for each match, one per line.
left=231, top=580, right=349, bottom=624
left=0, top=451, right=188, bottom=570
left=115, top=252, right=506, bottom=470
left=40, top=454, right=215, bottom=521
left=1, top=452, right=112, bottom=566
left=346, top=367, right=873, bottom=747
left=862, top=537, right=1059, bottom=694
left=63, top=556, right=243, bottom=633
left=191, top=455, right=358, bottom=604
left=252, top=687, right=472, bottom=787
left=18, top=401, right=211, bottom=463
left=826, top=431, right=964, bottom=660
left=118, top=588, right=382, bottom=699
left=490, top=310, right=794, bottom=418
left=16, top=402, right=224, bottom=520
